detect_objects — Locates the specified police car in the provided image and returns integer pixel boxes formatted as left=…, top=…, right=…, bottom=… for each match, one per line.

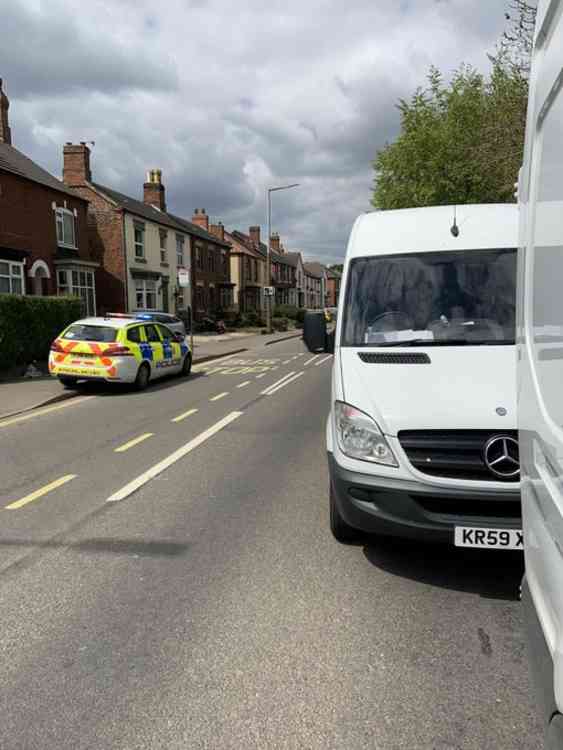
left=49, top=316, right=192, bottom=390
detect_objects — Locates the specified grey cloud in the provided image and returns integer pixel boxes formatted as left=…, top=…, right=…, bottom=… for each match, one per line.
left=1, top=0, right=514, bottom=263
left=0, top=1, right=177, bottom=98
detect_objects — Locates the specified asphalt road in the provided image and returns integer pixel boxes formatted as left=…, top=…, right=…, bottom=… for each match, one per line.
left=0, top=338, right=541, bottom=749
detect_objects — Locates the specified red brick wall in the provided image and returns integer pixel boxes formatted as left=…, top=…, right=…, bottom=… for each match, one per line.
left=0, top=170, right=90, bottom=295
left=192, top=238, right=231, bottom=318
left=69, top=184, right=127, bottom=313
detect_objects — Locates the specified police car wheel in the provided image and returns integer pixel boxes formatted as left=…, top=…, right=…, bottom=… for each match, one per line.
left=58, top=376, right=78, bottom=389
left=135, top=363, right=150, bottom=391
left=181, top=353, right=192, bottom=376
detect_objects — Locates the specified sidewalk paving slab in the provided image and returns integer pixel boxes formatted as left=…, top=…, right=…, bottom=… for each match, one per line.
left=0, top=331, right=303, bottom=420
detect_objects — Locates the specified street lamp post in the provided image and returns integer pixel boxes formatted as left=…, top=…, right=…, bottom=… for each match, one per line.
left=266, top=183, right=299, bottom=332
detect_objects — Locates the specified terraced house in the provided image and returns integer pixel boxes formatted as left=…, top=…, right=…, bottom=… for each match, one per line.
left=62, top=144, right=231, bottom=319
left=0, top=81, right=97, bottom=311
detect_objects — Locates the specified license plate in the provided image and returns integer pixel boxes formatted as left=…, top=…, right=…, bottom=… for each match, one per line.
left=454, top=526, right=523, bottom=550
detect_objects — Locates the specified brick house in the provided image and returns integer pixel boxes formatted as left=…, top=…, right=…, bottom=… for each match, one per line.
left=0, top=80, right=97, bottom=310
left=227, top=226, right=267, bottom=313
left=303, top=262, right=326, bottom=309
left=326, top=267, right=341, bottom=307
left=62, top=144, right=231, bottom=319
left=180, top=209, right=233, bottom=319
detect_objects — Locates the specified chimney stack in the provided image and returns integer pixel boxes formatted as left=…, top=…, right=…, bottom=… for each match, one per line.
left=270, top=232, right=281, bottom=253
left=210, top=222, right=225, bottom=242
left=192, top=208, right=209, bottom=231
left=143, top=169, right=166, bottom=211
left=249, top=226, right=261, bottom=247
left=0, top=79, right=12, bottom=145
left=63, top=142, right=92, bottom=185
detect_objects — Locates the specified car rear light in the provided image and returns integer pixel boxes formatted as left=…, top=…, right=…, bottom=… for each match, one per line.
left=105, top=345, right=134, bottom=357
left=50, top=339, right=65, bottom=353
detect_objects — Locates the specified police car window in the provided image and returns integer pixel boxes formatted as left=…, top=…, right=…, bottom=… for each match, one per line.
left=145, top=324, right=161, bottom=343
left=62, top=324, right=117, bottom=342
left=127, top=326, right=142, bottom=343
left=157, top=324, right=174, bottom=340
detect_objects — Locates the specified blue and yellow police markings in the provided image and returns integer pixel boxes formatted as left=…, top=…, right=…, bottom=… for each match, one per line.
left=194, top=358, right=281, bottom=376
left=156, top=339, right=182, bottom=370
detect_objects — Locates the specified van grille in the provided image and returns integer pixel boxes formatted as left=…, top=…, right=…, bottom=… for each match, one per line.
left=358, top=352, right=430, bottom=364
left=398, top=430, right=520, bottom=482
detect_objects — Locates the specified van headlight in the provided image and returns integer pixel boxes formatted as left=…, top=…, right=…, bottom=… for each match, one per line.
left=334, top=401, right=398, bottom=466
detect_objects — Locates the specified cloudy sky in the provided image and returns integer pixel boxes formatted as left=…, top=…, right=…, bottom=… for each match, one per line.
left=2, top=0, right=509, bottom=264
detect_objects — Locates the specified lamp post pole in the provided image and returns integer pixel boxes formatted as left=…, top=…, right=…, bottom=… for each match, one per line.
left=266, top=183, right=299, bottom=332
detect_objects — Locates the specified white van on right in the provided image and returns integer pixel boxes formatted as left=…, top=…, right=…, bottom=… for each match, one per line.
left=518, top=0, right=563, bottom=747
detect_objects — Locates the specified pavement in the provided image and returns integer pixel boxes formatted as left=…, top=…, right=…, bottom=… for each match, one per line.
left=0, top=330, right=302, bottom=419
left=0, top=339, right=541, bottom=749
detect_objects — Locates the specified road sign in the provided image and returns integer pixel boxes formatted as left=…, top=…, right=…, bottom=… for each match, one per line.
left=178, top=268, right=190, bottom=287
left=264, top=286, right=275, bottom=297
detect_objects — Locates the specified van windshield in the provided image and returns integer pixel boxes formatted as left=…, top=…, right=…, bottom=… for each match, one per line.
left=342, top=248, right=516, bottom=347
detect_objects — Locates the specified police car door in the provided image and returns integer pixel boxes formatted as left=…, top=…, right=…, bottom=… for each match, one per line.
left=157, top=324, right=182, bottom=373
left=144, top=323, right=165, bottom=379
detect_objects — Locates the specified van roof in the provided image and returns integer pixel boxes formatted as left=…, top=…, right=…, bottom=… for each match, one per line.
left=348, top=203, right=518, bottom=259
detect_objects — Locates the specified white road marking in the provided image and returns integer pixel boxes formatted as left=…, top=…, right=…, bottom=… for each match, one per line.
left=304, top=355, right=320, bottom=366
left=282, top=359, right=292, bottom=365
left=256, top=374, right=266, bottom=379
left=171, top=408, right=199, bottom=423
left=260, top=372, right=297, bottom=395
left=210, top=392, right=229, bottom=402
left=106, top=412, right=243, bottom=503
left=236, top=381, right=251, bottom=388
left=295, top=353, right=305, bottom=357
left=315, top=355, right=333, bottom=366
left=264, top=371, right=305, bottom=395
left=115, top=432, right=154, bottom=453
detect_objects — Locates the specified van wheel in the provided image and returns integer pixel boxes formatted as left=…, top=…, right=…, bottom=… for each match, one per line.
left=330, top=484, right=361, bottom=544
left=135, top=363, right=150, bottom=391
left=181, top=352, right=192, bottom=377
left=58, top=376, right=78, bottom=389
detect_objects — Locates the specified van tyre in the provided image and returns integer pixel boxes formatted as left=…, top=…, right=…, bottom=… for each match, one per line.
left=181, top=352, right=192, bottom=377
left=135, top=363, right=150, bottom=391
left=58, top=376, right=78, bottom=389
left=330, top=484, right=361, bottom=544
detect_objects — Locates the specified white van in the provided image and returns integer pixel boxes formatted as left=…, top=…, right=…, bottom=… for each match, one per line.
left=327, top=203, right=522, bottom=548
left=518, top=0, right=563, bottom=745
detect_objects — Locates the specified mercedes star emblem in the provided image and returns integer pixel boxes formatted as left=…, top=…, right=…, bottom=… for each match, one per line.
left=483, top=435, right=520, bottom=479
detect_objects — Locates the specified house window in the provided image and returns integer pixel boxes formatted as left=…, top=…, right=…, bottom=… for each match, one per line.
left=0, top=261, right=24, bottom=295
left=134, top=223, right=145, bottom=260
left=57, top=268, right=96, bottom=315
left=196, top=242, right=203, bottom=270
left=210, top=247, right=216, bottom=273
left=176, top=234, right=185, bottom=267
left=159, top=229, right=168, bottom=264
left=55, top=207, right=76, bottom=248
left=135, top=278, right=157, bottom=310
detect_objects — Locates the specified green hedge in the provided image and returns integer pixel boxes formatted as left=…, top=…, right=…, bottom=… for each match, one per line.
left=295, top=308, right=306, bottom=328
left=0, top=295, right=83, bottom=370
left=273, top=304, right=298, bottom=320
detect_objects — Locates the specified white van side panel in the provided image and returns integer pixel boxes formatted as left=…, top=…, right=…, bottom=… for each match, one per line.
left=519, top=0, right=563, bottom=714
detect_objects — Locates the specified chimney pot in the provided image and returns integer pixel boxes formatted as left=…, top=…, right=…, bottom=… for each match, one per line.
left=0, top=78, right=12, bottom=145
left=143, top=168, right=166, bottom=211
left=63, top=141, right=92, bottom=185
left=192, top=208, right=209, bottom=231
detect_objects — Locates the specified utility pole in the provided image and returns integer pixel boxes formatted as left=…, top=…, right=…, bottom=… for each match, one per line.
left=266, top=183, right=299, bottom=332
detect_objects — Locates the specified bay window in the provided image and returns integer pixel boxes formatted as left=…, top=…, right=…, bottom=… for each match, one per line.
left=0, top=261, right=24, bottom=295
left=57, top=268, right=96, bottom=315
left=135, top=279, right=157, bottom=310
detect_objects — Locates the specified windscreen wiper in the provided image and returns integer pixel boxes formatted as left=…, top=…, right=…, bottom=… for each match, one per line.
left=376, top=338, right=513, bottom=347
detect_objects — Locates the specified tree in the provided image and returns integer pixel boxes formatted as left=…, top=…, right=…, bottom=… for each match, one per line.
left=371, top=3, right=536, bottom=210
left=490, top=0, right=537, bottom=77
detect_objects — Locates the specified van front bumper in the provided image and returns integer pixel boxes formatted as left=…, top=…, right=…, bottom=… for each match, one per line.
left=328, top=452, right=521, bottom=543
